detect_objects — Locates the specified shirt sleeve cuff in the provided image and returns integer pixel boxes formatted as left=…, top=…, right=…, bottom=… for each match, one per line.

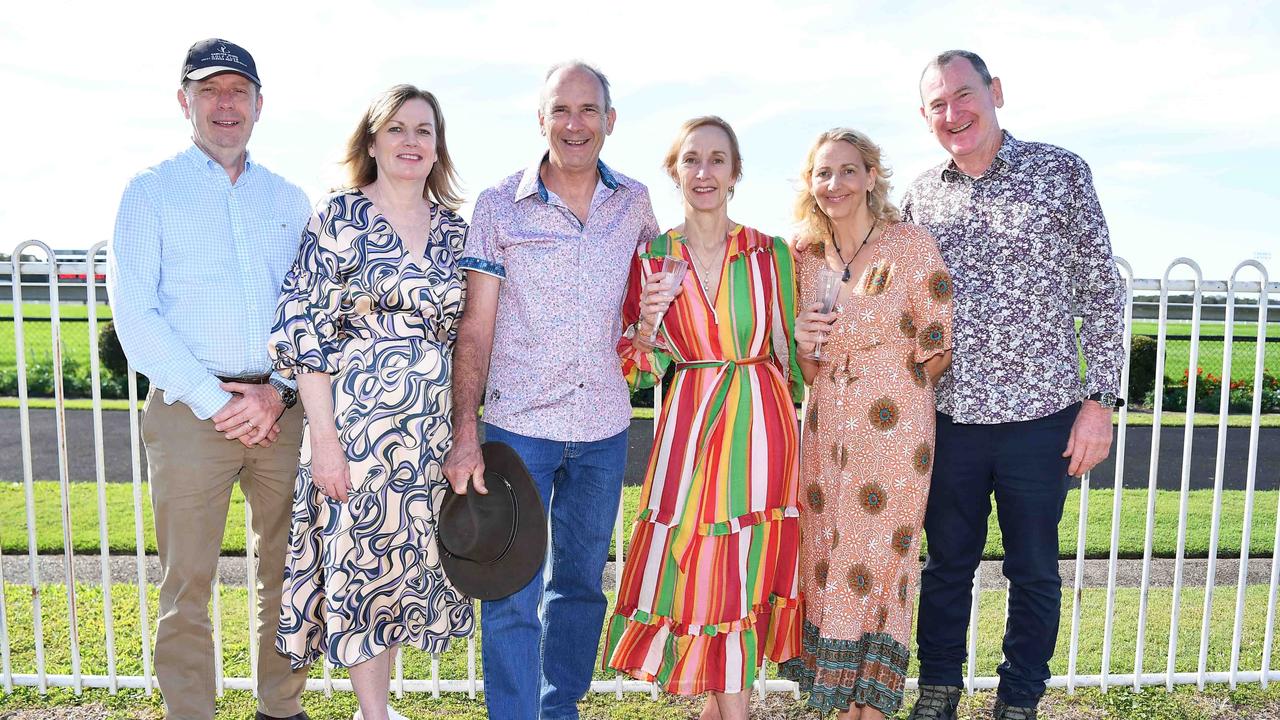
left=269, top=370, right=296, bottom=390
left=181, top=376, right=236, bottom=421
left=459, top=257, right=505, bottom=279
left=1084, top=375, right=1121, bottom=399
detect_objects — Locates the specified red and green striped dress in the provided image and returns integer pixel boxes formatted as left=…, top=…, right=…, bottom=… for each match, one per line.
left=602, top=225, right=804, bottom=695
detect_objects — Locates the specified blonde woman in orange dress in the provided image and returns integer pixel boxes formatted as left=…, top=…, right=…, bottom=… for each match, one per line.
left=779, top=129, right=953, bottom=719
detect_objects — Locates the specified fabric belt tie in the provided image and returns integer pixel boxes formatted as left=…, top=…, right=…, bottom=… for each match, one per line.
left=662, top=352, right=774, bottom=570
left=673, top=354, right=772, bottom=372
left=216, top=374, right=271, bottom=385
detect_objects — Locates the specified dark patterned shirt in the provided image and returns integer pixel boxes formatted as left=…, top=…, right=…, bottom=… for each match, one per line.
left=902, top=131, right=1124, bottom=424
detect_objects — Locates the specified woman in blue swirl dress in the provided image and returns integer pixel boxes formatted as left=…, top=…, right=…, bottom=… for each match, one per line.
left=269, top=85, right=473, bottom=720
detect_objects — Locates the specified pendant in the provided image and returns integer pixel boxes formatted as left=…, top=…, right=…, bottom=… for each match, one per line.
left=842, top=267, right=851, bottom=283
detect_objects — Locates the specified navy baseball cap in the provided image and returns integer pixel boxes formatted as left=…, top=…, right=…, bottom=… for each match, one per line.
left=180, top=38, right=261, bottom=86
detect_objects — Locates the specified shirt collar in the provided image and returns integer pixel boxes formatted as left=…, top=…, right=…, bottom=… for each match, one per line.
left=940, top=130, right=1018, bottom=182
left=183, top=143, right=254, bottom=178
left=515, top=152, right=623, bottom=203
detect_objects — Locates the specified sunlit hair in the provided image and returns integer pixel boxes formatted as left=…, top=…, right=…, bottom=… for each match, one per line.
left=662, top=116, right=743, bottom=193
left=540, top=60, right=612, bottom=112
left=794, top=128, right=900, bottom=245
left=342, top=84, right=462, bottom=210
left=922, top=49, right=993, bottom=88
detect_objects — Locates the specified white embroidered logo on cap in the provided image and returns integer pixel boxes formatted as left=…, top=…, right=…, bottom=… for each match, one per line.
left=209, top=45, right=242, bottom=66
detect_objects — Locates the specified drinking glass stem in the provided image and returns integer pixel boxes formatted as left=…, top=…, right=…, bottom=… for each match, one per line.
left=648, top=311, right=666, bottom=342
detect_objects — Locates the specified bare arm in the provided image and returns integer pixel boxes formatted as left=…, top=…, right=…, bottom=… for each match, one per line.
left=295, top=372, right=352, bottom=501
left=443, top=271, right=500, bottom=494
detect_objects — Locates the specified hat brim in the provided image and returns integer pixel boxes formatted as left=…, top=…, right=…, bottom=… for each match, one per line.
left=439, top=442, right=547, bottom=601
left=185, top=66, right=261, bottom=86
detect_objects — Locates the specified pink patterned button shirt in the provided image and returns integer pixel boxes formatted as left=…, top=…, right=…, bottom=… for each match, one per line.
left=460, top=155, right=659, bottom=442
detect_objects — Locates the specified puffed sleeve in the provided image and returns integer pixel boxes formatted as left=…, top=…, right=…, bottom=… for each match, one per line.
left=769, top=236, right=805, bottom=403
left=269, top=202, right=347, bottom=377
left=617, top=241, right=672, bottom=390
left=905, top=225, right=954, bottom=364
left=438, top=208, right=469, bottom=347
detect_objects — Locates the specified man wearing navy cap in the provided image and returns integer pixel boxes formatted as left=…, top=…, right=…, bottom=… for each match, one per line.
left=108, top=38, right=310, bottom=720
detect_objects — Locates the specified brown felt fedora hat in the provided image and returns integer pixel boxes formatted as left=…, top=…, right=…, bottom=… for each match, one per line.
left=437, top=442, right=546, bottom=600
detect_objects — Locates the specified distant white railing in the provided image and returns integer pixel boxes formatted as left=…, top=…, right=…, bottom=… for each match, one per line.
left=2, top=240, right=1279, bottom=700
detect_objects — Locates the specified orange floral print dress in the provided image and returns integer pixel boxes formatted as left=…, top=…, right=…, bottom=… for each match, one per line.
left=779, top=222, right=953, bottom=716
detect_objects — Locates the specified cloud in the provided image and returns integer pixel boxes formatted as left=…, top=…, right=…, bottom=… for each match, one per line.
left=1, top=0, right=1277, bottom=282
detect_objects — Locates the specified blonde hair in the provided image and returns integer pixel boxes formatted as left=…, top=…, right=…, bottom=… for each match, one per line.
left=662, top=115, right=743, bottom=188
left=342, top=84, right=463, bottom=210
left=794, top=128, right=900, bottom=245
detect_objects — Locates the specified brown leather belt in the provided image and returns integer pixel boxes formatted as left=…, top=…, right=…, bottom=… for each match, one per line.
left=216, top=374, right=271, bottom=385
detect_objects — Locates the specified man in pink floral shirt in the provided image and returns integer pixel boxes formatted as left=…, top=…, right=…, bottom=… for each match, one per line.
left=444, top=60, right=658, bottom=720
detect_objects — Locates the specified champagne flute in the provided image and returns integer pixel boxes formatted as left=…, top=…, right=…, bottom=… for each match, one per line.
left=648, top=256, right=689, bottom=342
left=804, top=266, right=843, bottom=361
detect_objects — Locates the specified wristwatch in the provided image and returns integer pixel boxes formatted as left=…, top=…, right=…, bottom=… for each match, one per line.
left=1087, top=391, right=1124, bottom=409
left=269, top=377, right=298, bottom=409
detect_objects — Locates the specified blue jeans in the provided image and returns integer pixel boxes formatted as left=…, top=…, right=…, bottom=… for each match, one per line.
left=915, top=404, right=1077, bottom=708
left=479, top=423, right=628, bottom=720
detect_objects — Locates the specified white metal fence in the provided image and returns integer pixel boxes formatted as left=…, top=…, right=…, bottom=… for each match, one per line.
left=2, top=239, right=1279, bottom=701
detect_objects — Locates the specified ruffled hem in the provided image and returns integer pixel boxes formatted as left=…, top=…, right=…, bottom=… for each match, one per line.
left=778, top=621, right=909, bottom=715
left=277, top=617, right=470, bottom=670
left=603, top=594, right=802, bottom=695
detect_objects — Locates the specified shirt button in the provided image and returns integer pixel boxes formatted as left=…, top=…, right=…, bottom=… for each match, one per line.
left=578, top=382, right=585, bottom=388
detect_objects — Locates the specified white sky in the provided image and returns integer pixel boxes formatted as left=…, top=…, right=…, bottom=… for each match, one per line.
left=2, top=0, right=1277, bottom=282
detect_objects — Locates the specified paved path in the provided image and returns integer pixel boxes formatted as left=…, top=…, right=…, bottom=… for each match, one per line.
left=2, top=408, right=1279, bottom=490
left=3, top=554, right=1276, bottom=590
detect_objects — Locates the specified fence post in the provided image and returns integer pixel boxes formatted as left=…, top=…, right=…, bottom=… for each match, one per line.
left=1101, top=257, right=1135, bottom=692
left=1166, top=259, right=1204, bottom=690
left=85, top=241, right=118, bottom=692
left=12, top=241, right=51, bottom=692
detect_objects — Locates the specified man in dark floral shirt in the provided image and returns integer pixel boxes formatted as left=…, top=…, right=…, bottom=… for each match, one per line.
left=901, top=50, right=1125, bottom=720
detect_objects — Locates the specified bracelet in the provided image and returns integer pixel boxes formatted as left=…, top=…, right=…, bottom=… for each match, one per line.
left=624, top=320, right=650, bottom=340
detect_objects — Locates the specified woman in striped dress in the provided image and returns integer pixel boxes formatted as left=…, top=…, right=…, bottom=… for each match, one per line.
left=602, top=116, right=804, bottom=719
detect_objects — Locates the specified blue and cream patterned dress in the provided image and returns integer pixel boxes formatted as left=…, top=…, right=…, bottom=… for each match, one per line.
left=269, top=189, right=474, bottom=668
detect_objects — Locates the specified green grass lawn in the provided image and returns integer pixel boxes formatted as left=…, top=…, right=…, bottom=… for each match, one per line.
left=2, top=481, right=1277, bottom=561
left=5, top=399, right=1279, bottom=429
left=1127, top=319, right=1279, bottom=384
left=2, top=582, right=1279, bottom=718
left=0, top=303, right=110, bottom=370
left=3, top=304, right=1277, bottom=381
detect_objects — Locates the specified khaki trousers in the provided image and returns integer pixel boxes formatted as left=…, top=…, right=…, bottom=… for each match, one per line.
left=142, top=387, right=308, bottom=720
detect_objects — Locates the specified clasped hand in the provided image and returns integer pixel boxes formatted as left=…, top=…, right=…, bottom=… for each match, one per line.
left=211, top=382, right=284, bottom=447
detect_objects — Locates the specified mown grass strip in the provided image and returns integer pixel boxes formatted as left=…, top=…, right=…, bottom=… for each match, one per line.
left=1, top=583, right=1279, bottom=718
left=2, top=482, right=1277, bottom=560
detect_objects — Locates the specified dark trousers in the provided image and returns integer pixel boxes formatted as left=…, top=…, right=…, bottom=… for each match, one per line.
left=915, top=403, right=1077, bottom=707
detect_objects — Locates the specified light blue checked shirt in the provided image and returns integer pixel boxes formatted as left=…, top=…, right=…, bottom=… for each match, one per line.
left=107, top=144, right=310, bottom=420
